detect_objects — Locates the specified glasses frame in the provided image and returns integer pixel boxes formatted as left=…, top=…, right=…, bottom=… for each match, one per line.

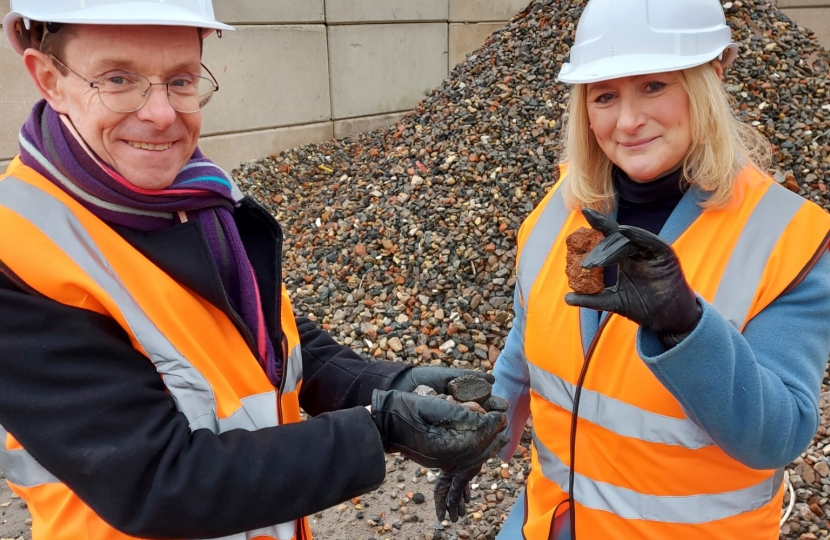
left=48, top=54, right=220, bottom=114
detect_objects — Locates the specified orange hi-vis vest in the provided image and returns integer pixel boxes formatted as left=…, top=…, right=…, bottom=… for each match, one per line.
left=515, top=164, right=830, bottom=539
left=0, top=159, right=312, bottom=540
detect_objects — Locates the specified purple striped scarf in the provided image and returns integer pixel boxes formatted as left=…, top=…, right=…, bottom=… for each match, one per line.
left=19, top=100, right=281, bottom=387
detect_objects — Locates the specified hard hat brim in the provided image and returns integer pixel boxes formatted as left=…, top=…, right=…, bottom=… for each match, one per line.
left=4, top=3, right=234, bottom=54
left=557, top=45, right=738, bottom=84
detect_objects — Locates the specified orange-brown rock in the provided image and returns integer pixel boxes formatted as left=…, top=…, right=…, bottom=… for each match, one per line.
left=565, top=227, right=605, bottom=295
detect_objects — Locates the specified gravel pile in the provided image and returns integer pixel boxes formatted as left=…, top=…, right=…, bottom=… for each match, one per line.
left=309, top=432, right=531, bottom=540
left=232, top=1, right=830, bottom=538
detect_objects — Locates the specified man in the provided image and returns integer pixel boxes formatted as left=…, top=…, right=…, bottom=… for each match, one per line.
left=0, top=2, right=508, bottom=539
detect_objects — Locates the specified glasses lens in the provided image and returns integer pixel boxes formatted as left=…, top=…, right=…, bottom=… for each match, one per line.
left=97, top=73, right=150, bottom=113
left=168, top=76, right=216, bottom=113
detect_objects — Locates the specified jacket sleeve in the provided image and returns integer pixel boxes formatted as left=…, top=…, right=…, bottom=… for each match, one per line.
left=492, top=288, right=532, bottom=462
left=296, top=316, right=411, bottom=416
left=0, top=272, right=386, bottom=539
left=637, top=250, right=830, bottom=469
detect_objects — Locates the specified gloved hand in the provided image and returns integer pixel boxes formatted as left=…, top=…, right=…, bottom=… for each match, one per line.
left=434, top=465, right=480, bottom=522
left=371, top=389, right=509, bottom=470
left=564, top=208, right=702, bottom=346
left=390, top=366, right=510, bottom=412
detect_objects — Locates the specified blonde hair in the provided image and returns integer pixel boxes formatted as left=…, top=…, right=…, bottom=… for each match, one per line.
left=560, top=63, right=772, bottom=212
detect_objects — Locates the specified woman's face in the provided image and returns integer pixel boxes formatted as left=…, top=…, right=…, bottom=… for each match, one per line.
left=586, top=71, right=692, bottom=183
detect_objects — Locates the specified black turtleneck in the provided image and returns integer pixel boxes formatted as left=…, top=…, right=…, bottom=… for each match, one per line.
left=604, top=166, right=688, bottom=287
left=613, top=166, right=686, bottom=234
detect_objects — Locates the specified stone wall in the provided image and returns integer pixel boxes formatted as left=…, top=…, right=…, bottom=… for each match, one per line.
left=0, top=0, right=828, bottom=172
left=0, top=0, right=527, bottom=172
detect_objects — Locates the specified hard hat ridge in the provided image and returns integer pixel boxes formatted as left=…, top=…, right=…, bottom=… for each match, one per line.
left=558, top=0, right=738, bottom=84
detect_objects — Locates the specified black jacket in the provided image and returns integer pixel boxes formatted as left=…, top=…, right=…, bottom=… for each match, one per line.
left=0, top=197, right=409, bottom=538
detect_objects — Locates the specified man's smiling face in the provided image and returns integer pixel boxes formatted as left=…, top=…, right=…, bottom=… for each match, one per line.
left=50, top=24, right=203, bottom=189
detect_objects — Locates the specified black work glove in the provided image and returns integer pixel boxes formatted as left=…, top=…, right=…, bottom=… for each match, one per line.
left=390, top=366, right=510, bottom=412
left=564, top=208, right=702, bottom=346
left=371, top=389, right=509, bottom=470
left=434, top=465, right=480, bottom=522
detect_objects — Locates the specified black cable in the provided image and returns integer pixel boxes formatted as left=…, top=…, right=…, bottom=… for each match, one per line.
left=567, top=317, right=606, bottom=540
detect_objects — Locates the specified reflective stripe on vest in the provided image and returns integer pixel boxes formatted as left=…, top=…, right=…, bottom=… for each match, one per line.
left=516, top=168, right=814, bottom=531
left=202, top=522, right=297, bottom=540
left=283, top=344, right=303, bottom=395
left=0, top=173, right=306, bottom=540
left=527, top=362, right=712, bottom=449
left=0, top=425, right=58, bottom=488
left=518, top=180, right=806, bottom=321
left=0, top=176, right=304, bottom=434
left=532, top=432, right=784, bottom=523
left=518, top=180, right=809, bottom=456
left=712, top=184, right=805, bottom=329
left=517, top=188, right=567, bottom=308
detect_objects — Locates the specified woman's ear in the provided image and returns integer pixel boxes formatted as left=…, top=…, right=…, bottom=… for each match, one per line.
left=23, top=49, right=70, bottom=113
left=711, top=60, right=725, bottom=81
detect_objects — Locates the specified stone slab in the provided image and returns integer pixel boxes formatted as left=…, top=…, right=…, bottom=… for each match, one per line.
left=198, top=122, right=334, bottom=173
left=325, top=0, right=447, bottom=24
left=328, top=23, right=448, bottom=119
left=782, top=7, right=830, bottom=47
left=0, top=159, right=10, bottom=172
left=0, top=37, right=44, bottom=162
left=1, top=0, right=9, bottom=20
left=449, top=22, right=503, bottom=68
left=449, top=0, right=530, bottom=22
left=334, top=111, right=407, bottom=139
left=201, top=25, right=331, bottom=136
left=778, top=0, right=830, bottom=7
left=214, top=0, right=325, bottom=24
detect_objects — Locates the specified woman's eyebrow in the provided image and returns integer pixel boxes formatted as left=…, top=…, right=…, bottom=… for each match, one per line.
left=587, top=83, right=615, bottom=94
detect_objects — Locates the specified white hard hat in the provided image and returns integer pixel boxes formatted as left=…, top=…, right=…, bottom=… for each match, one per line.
left=558, top=0, right=739, bottom=84
left=4, top=0, right=234, bottom=55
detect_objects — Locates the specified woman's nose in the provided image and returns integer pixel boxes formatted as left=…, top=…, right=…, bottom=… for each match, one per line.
left=616, top=97, right=647, bottom=133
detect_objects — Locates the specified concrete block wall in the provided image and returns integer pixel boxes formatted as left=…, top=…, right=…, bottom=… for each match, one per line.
left=0, top=0, right=523, bottom=172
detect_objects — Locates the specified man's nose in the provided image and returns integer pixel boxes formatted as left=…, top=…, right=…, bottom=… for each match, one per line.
left=136, top=84, right=177, bottom=129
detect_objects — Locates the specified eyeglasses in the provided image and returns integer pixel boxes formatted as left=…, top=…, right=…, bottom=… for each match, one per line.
left=49, top=55, right=219, bottom=114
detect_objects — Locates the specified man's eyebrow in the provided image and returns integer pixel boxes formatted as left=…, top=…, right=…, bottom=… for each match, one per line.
left=91, top=58, right=201, bottom=76
left=90, top=58, right=137, bottom=73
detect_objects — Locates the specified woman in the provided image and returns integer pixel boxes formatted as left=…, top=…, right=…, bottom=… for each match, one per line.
left=487, top=0, right=830, bottom=538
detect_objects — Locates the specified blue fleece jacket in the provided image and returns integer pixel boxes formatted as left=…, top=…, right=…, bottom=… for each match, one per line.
left=493, top=185, right=830, bottom=471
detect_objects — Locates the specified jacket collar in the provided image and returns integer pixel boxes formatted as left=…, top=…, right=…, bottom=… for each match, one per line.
left=112, top=198, right=283, bottom=338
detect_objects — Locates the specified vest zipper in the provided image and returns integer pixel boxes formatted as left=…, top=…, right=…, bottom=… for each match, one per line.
left=273, top=219, right=286, bottom=427
left=565, top=312, right=612, bottom=540
left=223, top=302, right=261, bottom=366
left=234, top=199, right=290, bottom=425
left=271, top=225, right=302, bottom=539
left=238, top=202, right=298, bottom=534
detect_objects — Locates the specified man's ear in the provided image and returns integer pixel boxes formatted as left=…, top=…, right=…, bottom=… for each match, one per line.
left=710, top=59, right=725, bottom=81
left=23, top=49, right=69, bottom=113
